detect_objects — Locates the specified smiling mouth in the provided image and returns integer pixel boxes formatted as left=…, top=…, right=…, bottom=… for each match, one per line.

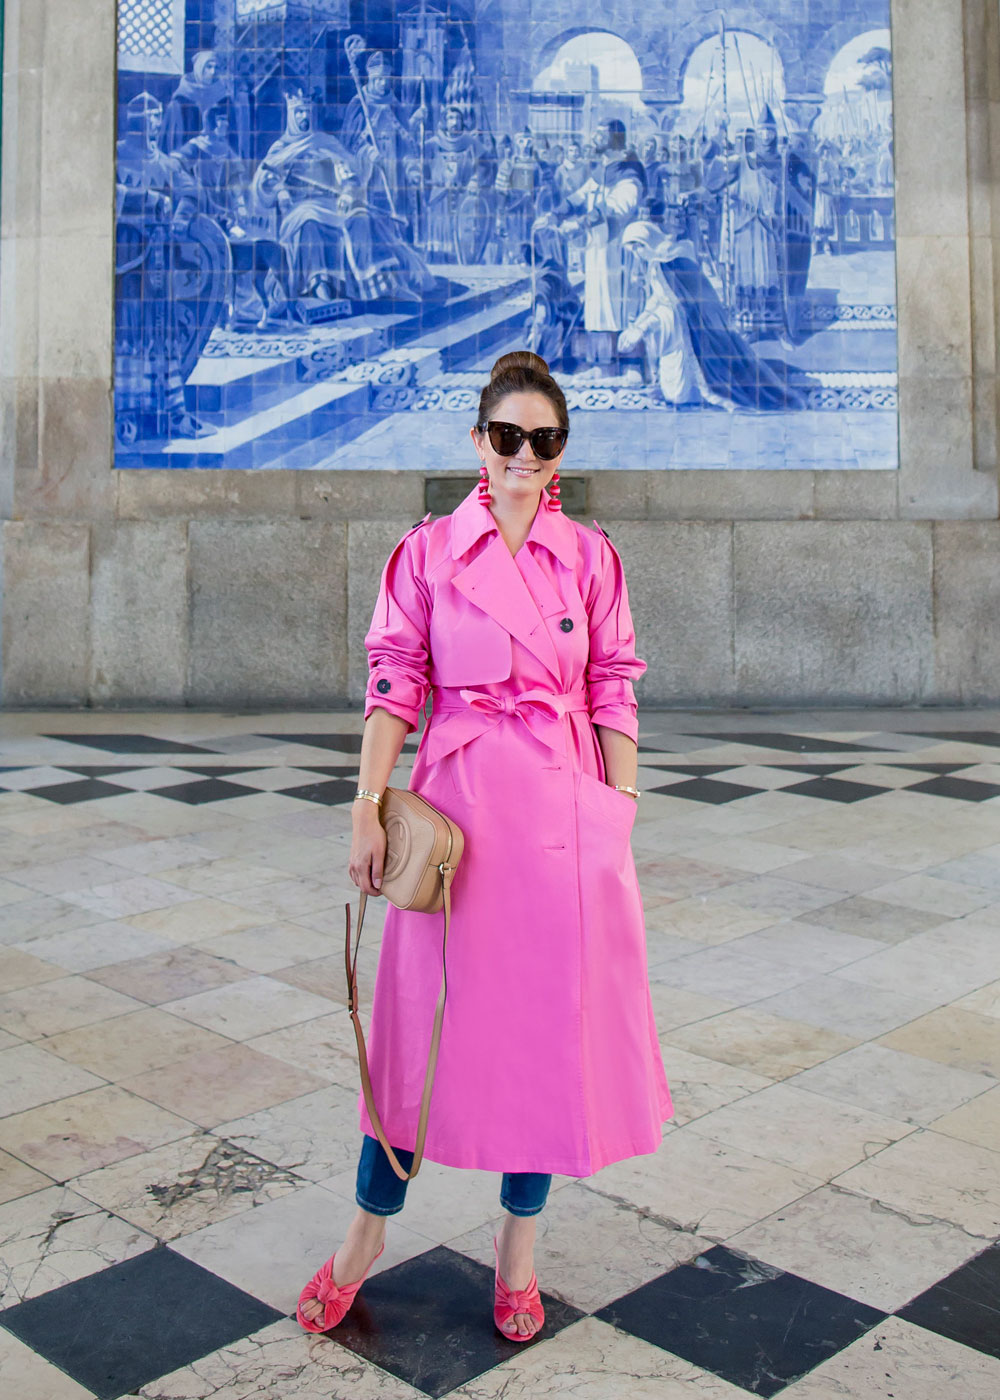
left=506, top=464, right=540, bottom=477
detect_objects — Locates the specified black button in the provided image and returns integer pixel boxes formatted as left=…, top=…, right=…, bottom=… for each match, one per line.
left=559, top=617, right=574, bottom=633
left=376, top=678, right=392, bottom=694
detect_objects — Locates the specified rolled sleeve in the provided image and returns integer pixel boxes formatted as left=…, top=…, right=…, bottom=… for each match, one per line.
left=585, top=530, right=646, bottom=742
left=364, top=528, right=431, bottom=733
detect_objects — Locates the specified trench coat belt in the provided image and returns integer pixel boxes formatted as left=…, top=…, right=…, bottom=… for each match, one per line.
left=423, top=686, right=589, bottom=766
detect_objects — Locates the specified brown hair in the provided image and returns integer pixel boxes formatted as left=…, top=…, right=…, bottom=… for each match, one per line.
left=476, top=351, right=569, bottom=433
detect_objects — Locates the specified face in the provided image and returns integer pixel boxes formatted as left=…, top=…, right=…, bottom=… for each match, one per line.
left=470, top=392, right=565, bottom=506
left=202, top=58, right=218, bottom=83
left=566, top=140, right=580, bottom=162
left=640, top=137, right=656, bottom=163
left=288, top=96, right=312, bottom=135
left=369, top=72, right=389, bottom=97
left=756, top=122, right=777, bottom=152
left=445, top=106, right=462, bottom=135
left=213, top=114, right=230, bottom=139
left=593, top=123, right=610, bottom=154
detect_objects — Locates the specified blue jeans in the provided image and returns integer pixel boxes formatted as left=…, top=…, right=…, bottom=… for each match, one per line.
left=355, top=1134, right=551, bottom=1218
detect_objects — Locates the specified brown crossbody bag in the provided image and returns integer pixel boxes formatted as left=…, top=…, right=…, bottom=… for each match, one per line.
left=345, top=787, right=464, bottom=1181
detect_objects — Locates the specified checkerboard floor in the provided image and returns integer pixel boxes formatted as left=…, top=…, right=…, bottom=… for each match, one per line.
left=1, top=709, right=999, bottom=1399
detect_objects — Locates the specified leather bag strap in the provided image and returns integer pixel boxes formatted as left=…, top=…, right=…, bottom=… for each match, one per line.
left=345, top=866, right=456, bottom=1182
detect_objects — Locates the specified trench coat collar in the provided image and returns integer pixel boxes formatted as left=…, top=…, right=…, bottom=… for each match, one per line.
left=449, top=485, right=575, bottom=683
left=450, top=483, right=578, bottom=570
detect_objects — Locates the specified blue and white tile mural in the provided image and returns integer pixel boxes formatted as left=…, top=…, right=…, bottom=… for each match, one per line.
left=115, top=0, right=897, bottom=471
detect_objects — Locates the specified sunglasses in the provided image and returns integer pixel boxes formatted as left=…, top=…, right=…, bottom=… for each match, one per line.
left=477, top=420, right=569, bottom=461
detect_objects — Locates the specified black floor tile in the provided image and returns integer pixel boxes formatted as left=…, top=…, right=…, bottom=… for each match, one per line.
left=905, top=776, right=1000, bottom=802
left=26, top=778, right=134, bottom=804
left=636, top=764, right=735, bottom=776
left=43, top=734, right=218, bottom=754
left=768, top=764, right=856, bottom=776
left=685, top=732, right=878, bottom=754
left=51, top=765, right=148, bottom=778
left=170, top=764, right=268, bottom=778
left=648, top=777, right=762, bottom=804
left=330, top=1245, right=583, bottom=1398
left=896, top=1244, right=1000, bottom=1361
left=0, top=1247, right=282, bottom=1400
left=150, top=778, right=263, bottom=804
left=896, top=762, right=977, bottom=774
left=781, top=777, right=883, bottom=803
left=595, top=1246, right=885, bottom=1398
left=280, top=778, right=358, bottom=805
left=260, top=732, right=365, bottom=753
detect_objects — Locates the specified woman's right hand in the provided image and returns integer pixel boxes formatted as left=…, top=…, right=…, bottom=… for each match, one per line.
left=349, top=803, right=387, bottom=896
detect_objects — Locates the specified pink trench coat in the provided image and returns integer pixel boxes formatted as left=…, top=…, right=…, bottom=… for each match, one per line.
left=358, top=483, right=674, bottom=1176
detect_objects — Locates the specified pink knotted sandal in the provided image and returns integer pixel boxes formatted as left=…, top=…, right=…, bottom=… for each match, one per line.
left=492, top=1233, right=545, bottom=1341
left=296, top=1242, right=385, bottom=1332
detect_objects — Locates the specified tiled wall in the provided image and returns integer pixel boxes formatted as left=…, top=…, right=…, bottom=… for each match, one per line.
left=113, top=0, right=898, bottom=473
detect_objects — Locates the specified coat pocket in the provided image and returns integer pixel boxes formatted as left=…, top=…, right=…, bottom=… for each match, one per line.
left=576, top=768, right=638, bottom=835
left=429, top=608, right=512, bottom=686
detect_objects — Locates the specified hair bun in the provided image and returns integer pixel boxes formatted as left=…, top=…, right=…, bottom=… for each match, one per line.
left=490, top=350, right=550, bottom=381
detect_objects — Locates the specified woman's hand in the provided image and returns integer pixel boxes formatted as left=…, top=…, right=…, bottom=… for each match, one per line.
left=349, top=803, right=387, bottom=896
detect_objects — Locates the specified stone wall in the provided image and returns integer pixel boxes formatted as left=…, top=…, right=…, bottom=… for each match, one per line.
left=0, top=0, right=998, bottom=708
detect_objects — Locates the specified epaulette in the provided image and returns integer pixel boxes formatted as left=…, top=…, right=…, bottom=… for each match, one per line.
left=409, top=512, right=433, bottom=530
left=592, top=520, right=613, bottom=542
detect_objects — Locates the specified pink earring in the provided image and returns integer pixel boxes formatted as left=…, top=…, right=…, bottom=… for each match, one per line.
left=546, top=471, right=562, bottom=511
left=478, top=460, right=492, bottom=504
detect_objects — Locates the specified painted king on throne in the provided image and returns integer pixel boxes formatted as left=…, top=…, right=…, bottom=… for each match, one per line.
left=252, top=83, right=433, bottom=307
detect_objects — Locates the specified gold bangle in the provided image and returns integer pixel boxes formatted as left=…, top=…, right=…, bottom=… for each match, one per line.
left=613, top=784, right=641, bottom=799
left=354, top=789, right=382, bottom=806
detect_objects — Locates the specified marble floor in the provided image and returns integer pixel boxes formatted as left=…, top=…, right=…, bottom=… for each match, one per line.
left=0, top=708, right=999, bottom=1399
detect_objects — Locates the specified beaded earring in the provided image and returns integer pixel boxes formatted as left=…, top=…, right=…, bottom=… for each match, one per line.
left=478, top=460, right=492, bottom=504
left=546, top=471, right=562, bottom=511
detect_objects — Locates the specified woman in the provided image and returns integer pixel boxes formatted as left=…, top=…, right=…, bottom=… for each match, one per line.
left=297, top=352, right=673, bottom=1342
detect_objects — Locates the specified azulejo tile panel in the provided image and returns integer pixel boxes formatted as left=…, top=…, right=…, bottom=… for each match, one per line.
left=114, top=0, right=897, bottom=472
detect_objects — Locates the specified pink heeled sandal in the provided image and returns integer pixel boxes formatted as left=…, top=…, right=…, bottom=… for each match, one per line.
left=296, top=1242, right=385, bottom=1332
left=492, top=1233, right=544, bottom=1341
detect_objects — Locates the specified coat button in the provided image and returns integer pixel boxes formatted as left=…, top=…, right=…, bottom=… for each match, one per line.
left=376, top=678, right=392, bottom=694
left=559, top=617, right=574, bottom=633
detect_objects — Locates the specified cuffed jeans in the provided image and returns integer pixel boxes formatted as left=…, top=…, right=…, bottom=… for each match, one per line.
left=355, top=1134, right=551, bottom=1218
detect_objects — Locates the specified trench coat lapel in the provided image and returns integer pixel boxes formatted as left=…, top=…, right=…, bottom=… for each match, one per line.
left=451, top=534, right=563, bottom=682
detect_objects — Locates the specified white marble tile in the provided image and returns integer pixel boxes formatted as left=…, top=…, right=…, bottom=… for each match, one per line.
left=59, top=875, right=202, bottom=921
left=100, top=837, right=217, bottom=875
left=930, top=1085, right=1000, bottom=1154
left=245, top=1012, right=357, bottom=1086
left=864, top=872, right=995, bottom=918
left=11, top=921, right=175, bottom=973
left=0, top=895, right=104, bottom=947
left=723, top=921, right=886, bottom=974
left=790, top=1042, right=996, bottom=1126
left=154, top=858, right=290, bottom=898
left=450, top=1314, right=750, bottom=1399
left=0, top=976, right=147, bottom=1040
left=654, top=945, right=814, bottom=1004
left=703, top=875, right=843, bottom=920
left=218, top=877, right=338, bottom=922
left=752, top=974, right=944, bottom=1040
left=215, top=1083, right=364, bottom=1183
left=70, top=1134, right=303, bottom=1241
left=0, top=1184, right=153, bottom=1305
left=0, top=1043, right=106, bottom=1116
left=0, top=1328, right=97, bottom=1400
left=834, top=1129, right=1000, bottom=1238
left=134, top=1317, right=424, bottom=1399
left=834, top=919, right=1000, bottom=1002
left=446, top=1180, right=706, bottom=1313
left=172, top=1183, right=431, bottom=1313
left=782, top=1315, right=1000, bottom=1398
left=6, top=855, right=132, bottom=895
left=161, top=976, right=334, bottom=1040
left=647, top=1045, right=771, bottom=1126
left=193, top=923, right=335, bottom=974
left=765, top=854, right=905, bottom=894
left=585, top=1127, right=821, bottom=1240
left=730, top=1184, right=981, bottom=1312
left=955, top=979, right=1000, bottom=1018
left=684, top=1082, right=915, bottom=1180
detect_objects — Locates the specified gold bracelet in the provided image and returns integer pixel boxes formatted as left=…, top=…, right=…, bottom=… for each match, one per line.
left=613, top=784, right=641, bottom=799
left=354, top=789, right=383, bottom=806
